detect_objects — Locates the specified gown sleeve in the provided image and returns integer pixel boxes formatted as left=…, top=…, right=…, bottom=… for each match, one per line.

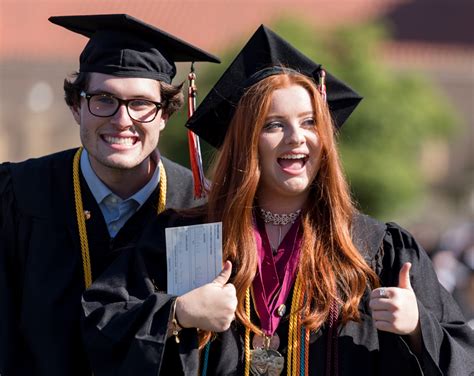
left=381, top=222, right=474, bottom=376
left=0, top=163, right=24, bottom=373
left=81, top=211, right=200, bottom=376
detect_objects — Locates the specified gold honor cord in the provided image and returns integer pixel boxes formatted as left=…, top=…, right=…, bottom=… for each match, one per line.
left=244, top=274, right=307, bottom=376
left=244, top=289, right=251, bottom=376
left=73, top=147, right=167, bottom=288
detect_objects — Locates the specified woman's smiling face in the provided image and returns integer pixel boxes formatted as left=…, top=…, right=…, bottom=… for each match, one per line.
left=257, top=84, right=322, bottom=203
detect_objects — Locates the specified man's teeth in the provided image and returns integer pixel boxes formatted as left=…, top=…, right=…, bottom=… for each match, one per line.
left=279, top=154, right=306, bottom=159
left=104, top=136, right=135, bottom=145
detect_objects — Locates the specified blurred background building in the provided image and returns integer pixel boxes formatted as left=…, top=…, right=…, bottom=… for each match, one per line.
left=1, top=0, right=473, bottom=323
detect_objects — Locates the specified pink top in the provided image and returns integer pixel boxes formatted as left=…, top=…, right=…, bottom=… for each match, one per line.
left=252, top=215, right=302, bottom=336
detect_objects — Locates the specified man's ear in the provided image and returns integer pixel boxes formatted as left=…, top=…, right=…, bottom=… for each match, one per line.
left=158, top=113, right=169, bottom=131
left=70, top=104, right=81, bottom=125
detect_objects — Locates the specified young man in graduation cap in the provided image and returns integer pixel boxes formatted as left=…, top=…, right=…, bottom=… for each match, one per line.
left=0, top=14, right=219, bottom=376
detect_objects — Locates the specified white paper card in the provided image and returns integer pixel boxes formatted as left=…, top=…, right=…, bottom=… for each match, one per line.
left=166, top=222, right=222, bottom=295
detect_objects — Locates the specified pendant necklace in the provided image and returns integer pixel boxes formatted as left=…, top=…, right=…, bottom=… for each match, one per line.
left=247, top=274, right=306, bottom=376
left=249, top=292, right=284, bottom=376
left=259, top=208, right=301, bottom=255
left=269, top=226, right=283, bottom=256
left=248, top=213, right=302, bottom=375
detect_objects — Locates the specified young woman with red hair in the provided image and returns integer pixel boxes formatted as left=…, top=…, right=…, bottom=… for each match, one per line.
left=81, top=26, right=473, bottom=376
left=205, top=71, right=381, bottom=339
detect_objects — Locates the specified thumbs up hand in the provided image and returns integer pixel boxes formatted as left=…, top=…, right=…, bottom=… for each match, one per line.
left=175, top=261, right=238, bottom=332
left=369, top=263, right=420, bottom=335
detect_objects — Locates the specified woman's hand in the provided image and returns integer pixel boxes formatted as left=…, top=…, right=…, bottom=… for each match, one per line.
left=175, top=260, right=237, bottom=332
left=370, top=263, right=420, bottom=336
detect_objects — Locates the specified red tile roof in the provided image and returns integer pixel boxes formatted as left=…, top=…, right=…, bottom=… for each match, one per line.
left=0, top=0, right=405, bottom=60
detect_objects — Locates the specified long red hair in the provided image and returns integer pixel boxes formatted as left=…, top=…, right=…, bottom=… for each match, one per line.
left=206, top=72, right=379, bottom=338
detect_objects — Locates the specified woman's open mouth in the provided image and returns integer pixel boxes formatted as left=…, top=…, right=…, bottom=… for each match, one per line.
left=277, top=153, right=308, bottom=171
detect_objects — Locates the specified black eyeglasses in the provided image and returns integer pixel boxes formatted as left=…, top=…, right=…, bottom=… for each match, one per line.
left=80, top=91, right=163, bottom=123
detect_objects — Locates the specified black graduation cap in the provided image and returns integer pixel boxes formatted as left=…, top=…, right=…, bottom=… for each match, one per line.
left=186, top=25, right=362, bottom=148
left=49, top=14, right=220, bottom=83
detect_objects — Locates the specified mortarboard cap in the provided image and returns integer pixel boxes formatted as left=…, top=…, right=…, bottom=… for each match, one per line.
left=49, top=14, right=220, bottom=84
left=186, top=25, right=362, bottom=148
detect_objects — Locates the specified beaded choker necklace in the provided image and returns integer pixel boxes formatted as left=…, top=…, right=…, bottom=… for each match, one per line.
left=259, top=208, right=301, bottom=254
left=72, top=147, right=167, bottom=288
left=259, top=208, right=301, bottom=226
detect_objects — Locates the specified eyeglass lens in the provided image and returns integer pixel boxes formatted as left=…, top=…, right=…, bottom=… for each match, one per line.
left=88, top=95, right=159, bottom=122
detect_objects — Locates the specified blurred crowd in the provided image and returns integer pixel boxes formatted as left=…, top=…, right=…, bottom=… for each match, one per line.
left=411, top=221, right=474, bottom=328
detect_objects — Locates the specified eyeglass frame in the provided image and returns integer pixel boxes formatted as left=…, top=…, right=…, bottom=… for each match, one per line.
left=79, top=91, right=164, bottom=123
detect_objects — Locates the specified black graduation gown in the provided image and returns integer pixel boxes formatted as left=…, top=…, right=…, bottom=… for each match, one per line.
left=0, top=148, right=201, bottom=376
left=81, top=209, right=474, bottom=376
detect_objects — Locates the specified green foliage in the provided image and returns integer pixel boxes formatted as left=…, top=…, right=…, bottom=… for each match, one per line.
left=161, top=17, right=458, bottom=217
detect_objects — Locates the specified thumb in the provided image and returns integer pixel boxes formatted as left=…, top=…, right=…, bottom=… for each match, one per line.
left=398, top=262, right=413, bottom=290
left=212, top=260, right=232, bottom=286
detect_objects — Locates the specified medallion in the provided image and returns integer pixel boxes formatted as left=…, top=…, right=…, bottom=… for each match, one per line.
left=250, top=348, right=284, bottom=376
left=252, top=333, right=280, bottom=350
